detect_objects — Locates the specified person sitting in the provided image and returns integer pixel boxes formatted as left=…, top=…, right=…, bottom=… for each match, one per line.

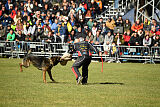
left=24, top=22, right=34, bottom=42
left=103, top=31, right=114, bottom=55
left=76, top=9, right=85, bottom=24
left=16, top=30, right=25, bottom=42
left=123, top=30, right=131, bottom=46
left=109, top=42, right=118, bottom=57
left=93, top=31, right=104, bottom=55
left=123, top=19, right=131, bottom=33
left=24, top=0, right=33, bottom=13
left=67, top=30, right=75, bottom=43
left=6, top=29, right=15, bottom=41
left=15, top=30, right=25, bottom=51
left=150, top=26, right=158, bottom=39
left=114, top=33, right=124, bottom=46
left=51, top=19, right=58, bottom=33
left=137, top=29, right=145, bottom=45
left=62, top=5, right=69, bottom=17
left=10, top=5, right=18, bottom=19
left=16, top=19, right=23, bottom=33
left=75, top=26, right=87, bottom=40
left=150, top=19, right=160, bottom=31
left=86, top=31, right=94, bottom=44
left=0, top=24, right=6, bottom=40
left=131, top=19, right=143, bottom=33
left=87, top=18, right=94, bottom=30
left=143, top=18, right=151, bottom=31
left=143, top=35, right=152, bottom=47
left=76, top=3, right=86, bottom=14
left=129, top=33, right=141, bottom=46
left=153, top=35, right=160, bottom=47
left=41, top=23, right=51, bottom=41
left=92, top=25, right=97, bottom=37
left=55, top=22, right=66, bottom=43
left=116, top=16, right=123, bottom=27
left=90, top=0, right=99, bottom=18
left=14, top=11, right=22, bottom=24
left=105, top=17, right=116, bottom=32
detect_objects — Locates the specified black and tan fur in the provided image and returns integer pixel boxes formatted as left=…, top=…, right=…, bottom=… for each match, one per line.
left=19, top=52, right=69, bottom=83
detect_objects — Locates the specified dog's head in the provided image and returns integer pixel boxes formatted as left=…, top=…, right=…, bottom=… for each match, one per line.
left=60, top=53, right=72, bottom=66
left=22, top=50, right=32, bottom=68
left=60, top=53, right=72, bottom=61
left=22, top=55, right=31, bottom=67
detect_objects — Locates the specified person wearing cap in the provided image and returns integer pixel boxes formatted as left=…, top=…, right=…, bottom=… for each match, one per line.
left=71, top=37, right=99, bottom=85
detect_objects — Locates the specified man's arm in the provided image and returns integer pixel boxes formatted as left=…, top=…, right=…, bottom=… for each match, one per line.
left=88, top=42, right=99, bottom=54
left=10, top=34, right=15, bottom=41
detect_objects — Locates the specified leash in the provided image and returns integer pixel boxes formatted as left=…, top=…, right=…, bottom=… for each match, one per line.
left=101, top=56, right=103, bottom=72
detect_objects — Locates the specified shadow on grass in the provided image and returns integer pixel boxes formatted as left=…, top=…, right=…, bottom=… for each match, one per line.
left=47, top=81, right=124, bottom=85
left=47, top=81, right=69, bottom=84
left=88, top=82, right=124, bottom=85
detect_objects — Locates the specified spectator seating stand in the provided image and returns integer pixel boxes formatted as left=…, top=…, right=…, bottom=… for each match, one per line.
left=0, top=41, right=160, bottom=64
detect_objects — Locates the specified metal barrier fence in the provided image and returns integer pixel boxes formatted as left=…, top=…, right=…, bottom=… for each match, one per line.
left=151, top=47, right=160, bottom=63
left=117, top=46, right=151, bottom=63
left=0, top=41, right=160, bottom=63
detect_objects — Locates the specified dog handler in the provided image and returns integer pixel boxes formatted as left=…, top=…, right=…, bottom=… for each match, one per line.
left=72, top=37, right=99, bottom=85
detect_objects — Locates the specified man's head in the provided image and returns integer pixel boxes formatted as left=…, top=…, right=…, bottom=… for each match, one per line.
left=96, top=31, right=100, bottom=37
left=55, top=19, right=58, bottom=24
left=107, top=31, right=111, bottom=36
left=136, top=19, right=140, bottom=25
left=78, top=26, right=82, bottom=32
left=18, top=30, right=22, bottom=35
left=99, top=17, right=103, bottom=22
left=9, top=29, right=13, bottom=34
left=58, top=22, right=62, bottom=27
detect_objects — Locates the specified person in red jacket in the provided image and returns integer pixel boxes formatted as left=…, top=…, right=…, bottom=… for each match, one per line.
left=82, top=1, right=87, bottom=11
left=123, top=30, right=131, bottom=46
left=131, top=19, right=143, bottom=32
left=10, top=6, right=18, bottom=19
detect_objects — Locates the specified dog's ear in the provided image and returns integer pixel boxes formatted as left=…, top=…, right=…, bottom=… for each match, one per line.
left=27, top=49, right=32, bottom=55
left=24, top=49, right=32, bottom=57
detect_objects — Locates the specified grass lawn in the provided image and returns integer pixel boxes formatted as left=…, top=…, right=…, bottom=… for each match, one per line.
left=0, top=58, right=160, bottom=107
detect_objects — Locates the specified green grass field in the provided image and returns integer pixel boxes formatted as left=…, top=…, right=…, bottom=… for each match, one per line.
left=0, top=58, right=160, bottom=107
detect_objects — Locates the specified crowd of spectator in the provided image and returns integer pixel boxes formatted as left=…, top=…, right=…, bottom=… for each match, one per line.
left=0, top=0, right=160, bottom=54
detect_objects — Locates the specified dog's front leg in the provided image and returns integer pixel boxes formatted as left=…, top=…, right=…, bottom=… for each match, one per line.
left=47, top=69, right=55, bottom=82
left=43, top=70, right=47, bottom=83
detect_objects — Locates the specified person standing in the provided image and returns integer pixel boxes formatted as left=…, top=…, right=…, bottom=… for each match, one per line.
left=71, top=37, right=99, bottom=85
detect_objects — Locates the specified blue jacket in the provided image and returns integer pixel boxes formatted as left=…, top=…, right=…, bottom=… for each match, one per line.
left=51, top=23, right=58, bottom=30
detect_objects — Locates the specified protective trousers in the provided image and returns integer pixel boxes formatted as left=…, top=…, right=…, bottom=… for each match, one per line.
left=72, top=56, right=91, bottom=83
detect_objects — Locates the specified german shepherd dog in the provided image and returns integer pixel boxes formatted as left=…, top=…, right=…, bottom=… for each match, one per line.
left=19, top=51, right=71, bottom=83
